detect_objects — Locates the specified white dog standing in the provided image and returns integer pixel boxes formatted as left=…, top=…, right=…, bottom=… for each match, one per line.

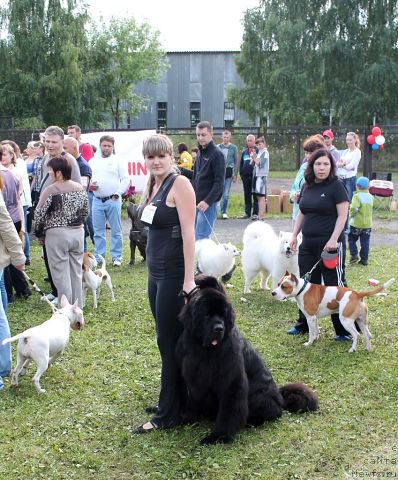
left=241, top=221, right=301, bottom=293
left=82, top=254, right=115, bottom=308
left=2, top=295, right=84, bottom=393
left=195, top=238, right=240, bottom=281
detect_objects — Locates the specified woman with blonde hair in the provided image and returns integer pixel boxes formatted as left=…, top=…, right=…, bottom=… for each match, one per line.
left=135, top=134, right=196, bottom=434
left=336, top=132, right=361, bottom=202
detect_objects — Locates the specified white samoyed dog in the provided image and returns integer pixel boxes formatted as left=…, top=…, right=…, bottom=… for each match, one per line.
left=195, top=238, right=240, bottom=281
left=241, top=221, right=302, bottom=293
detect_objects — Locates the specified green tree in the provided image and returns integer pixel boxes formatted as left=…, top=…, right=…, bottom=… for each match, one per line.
left=230, top=0, right=398, bottom=125
left=0, top=0, right=90, bottom=126
left=89, top=17, right=168, bottom=128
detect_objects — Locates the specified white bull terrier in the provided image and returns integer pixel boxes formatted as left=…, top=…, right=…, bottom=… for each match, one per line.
left=2, top=295, right=84, bottom=393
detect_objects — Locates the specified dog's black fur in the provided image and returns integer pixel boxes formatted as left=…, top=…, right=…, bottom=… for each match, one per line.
left=176, top=275, right=319, bottom=445
left=127, top=202, right=148, bottom=265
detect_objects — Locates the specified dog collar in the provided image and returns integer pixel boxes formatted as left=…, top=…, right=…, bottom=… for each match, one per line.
left=296, top=279, right=309, bottom=297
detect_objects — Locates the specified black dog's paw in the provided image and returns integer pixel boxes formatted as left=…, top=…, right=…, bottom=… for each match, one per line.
left=200, top=433, right=232, bottom=445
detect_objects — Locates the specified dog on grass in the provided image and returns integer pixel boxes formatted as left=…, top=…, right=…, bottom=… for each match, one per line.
left=82, top=253, right=115, bottom=308
left=195, top=238, right=240, bottom=282
left=175, top=274, right=319, bottom=445
left=127, top=202, right=147, bottom=265
left=272, top=272, right=395, bottom=352
left=241, top=221, right=301, bottom=293
left=2, top=295, right=84, bottom=393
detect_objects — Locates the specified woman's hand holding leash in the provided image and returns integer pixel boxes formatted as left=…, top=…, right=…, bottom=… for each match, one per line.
left=197, top=201, right=209, bottom=213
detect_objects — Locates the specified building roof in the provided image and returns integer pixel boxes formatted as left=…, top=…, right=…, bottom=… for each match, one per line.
left=167, top=50, right=240, bottom=54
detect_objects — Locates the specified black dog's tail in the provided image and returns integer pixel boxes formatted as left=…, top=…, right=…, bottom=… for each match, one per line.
left=279, top=383, right=319, bottom=413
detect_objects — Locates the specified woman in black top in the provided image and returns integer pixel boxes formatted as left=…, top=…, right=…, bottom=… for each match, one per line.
left=135, top=134, right=196, bottom=433
left=289, top=149, right=351, bottom=340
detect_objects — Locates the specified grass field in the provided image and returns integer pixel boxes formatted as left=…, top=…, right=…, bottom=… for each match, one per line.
left=0, top=240, right=397, bottom=480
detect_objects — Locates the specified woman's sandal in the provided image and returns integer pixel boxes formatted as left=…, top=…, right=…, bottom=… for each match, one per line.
left=133, top=421, right=159, bottom=434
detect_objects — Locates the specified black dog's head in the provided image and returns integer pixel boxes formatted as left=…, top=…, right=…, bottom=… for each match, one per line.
left=194, top=273, right=226, bottom=294
left=180, top=282, right=236, bottom=349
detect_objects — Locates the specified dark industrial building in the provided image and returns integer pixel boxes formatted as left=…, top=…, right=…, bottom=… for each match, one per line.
left=126, top=51, right=256, bottom=129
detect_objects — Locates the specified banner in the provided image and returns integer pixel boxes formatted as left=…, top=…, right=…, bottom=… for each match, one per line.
left=81, top=130, right=155, bottom=192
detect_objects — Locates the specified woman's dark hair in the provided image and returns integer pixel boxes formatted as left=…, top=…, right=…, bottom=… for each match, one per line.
left=47, top=155, right=72, bottom=180
left=304, top=149, right=337, bottom=185
left=177, top=143, right=188, bottom=154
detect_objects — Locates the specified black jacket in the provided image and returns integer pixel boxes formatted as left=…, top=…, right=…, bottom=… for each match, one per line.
left=239, top=147, right=258, bottom=177
left=192, top=141, right=225, bottom=205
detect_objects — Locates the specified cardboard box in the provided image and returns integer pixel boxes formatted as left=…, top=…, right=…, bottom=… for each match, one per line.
left=266, top=194, right=281, bottom=214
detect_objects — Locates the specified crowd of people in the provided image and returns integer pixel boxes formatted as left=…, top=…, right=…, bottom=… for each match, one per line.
left=0, top=122, right=373, bottom=424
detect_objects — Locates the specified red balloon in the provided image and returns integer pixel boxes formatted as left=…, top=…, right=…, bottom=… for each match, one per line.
left=379, top=144, right=385, bottom=149
left=372, top=126, right=382, bottom=137
left=367, top=135, right=375, bottom=145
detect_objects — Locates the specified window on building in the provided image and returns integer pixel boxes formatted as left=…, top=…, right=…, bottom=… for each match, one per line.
left=190, top=102, right=201, bottom=128
left=157, top=102, right=167, bottom=129
left=224, top=102, right=235, bottom=128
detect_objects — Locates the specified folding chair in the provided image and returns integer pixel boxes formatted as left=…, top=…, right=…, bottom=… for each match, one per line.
left=369, top=172, right=394, bottom=212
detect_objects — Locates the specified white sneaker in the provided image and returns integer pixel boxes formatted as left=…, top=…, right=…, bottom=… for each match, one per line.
left=45, top=293, right=56, bottom=301
left=222, top=213, right=228, bottom=219
left=113, top=260, right=121, bottom=267
left=50, top=297, right=58, bottom=306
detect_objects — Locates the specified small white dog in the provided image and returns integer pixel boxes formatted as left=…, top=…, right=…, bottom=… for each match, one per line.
left=195, top=238, right=240, bottom=281
left=241, top=221, right=302, bottom=293
left=2, top=295, right=84, bottom=393
left=82, top=254, right=115, bottom=308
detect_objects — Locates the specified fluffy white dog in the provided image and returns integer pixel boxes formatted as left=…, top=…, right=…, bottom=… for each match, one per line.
left=2, top=295, right=84, bottom=393
left=241, top=221, right=301, bottom=293
left=195, top=238, right=240, bottom=281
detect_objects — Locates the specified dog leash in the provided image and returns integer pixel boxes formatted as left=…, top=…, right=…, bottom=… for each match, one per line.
left=22, top=271, right=59, bottom=313
left=302, top=259, right=321, bottom=282
left=199, top=209, right=222, bottom=245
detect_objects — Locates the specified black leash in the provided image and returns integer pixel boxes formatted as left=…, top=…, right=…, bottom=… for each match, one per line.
left=22, top=271, right=58, bottom=313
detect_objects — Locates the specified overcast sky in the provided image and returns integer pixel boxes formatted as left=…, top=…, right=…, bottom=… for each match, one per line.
left=89, top=0, right=260, bottom=51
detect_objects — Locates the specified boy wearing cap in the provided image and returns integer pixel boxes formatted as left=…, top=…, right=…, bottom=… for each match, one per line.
left=348, top=176, right=374, bottom=265
left=322, top=129, right=340, bottom=166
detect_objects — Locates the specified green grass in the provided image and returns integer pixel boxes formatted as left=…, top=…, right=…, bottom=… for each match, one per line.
left=1, top=242, right=397, bottom=480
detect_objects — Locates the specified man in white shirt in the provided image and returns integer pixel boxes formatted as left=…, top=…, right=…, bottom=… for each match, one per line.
left=90, top=135, right=129, bottom=266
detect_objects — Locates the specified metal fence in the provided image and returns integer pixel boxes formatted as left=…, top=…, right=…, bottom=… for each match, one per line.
left=1, top=125, right=397, bottom=176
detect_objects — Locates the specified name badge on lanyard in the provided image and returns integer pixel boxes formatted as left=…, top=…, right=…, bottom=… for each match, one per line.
left=141, top=204, right=157, bottom=224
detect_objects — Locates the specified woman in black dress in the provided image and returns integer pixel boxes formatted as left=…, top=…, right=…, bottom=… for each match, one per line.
left=135, top=134, right=196, bottom=433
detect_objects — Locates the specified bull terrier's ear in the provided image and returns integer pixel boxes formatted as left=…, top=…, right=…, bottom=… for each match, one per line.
left=291, top=273, right=298, bottom=284
left=73, top=299, right=79, bottom=307
left=60, top=295, right=70, bottom=307
left=285, top=270, right=290, bottom=276
left=279, top=231, right=285, bottom=238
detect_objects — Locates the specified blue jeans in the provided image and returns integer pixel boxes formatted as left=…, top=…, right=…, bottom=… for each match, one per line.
left=92, top=196, right=123, bottom=262
left=220, top=177, right=233, bottom=215
left=348, top=227, right=371, bottom=263
left=0, top=271, right=7, bottom=315
left=195, top=203, right=218, bottom=240
left=343, top=177, right=357, bottom=202
left=23, top=206, right=30, bottom=260
left=0, top=270, right=11, bottom=382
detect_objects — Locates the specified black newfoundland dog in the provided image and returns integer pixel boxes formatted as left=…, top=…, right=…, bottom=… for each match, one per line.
left=176, top=275, right=318, bottom=445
